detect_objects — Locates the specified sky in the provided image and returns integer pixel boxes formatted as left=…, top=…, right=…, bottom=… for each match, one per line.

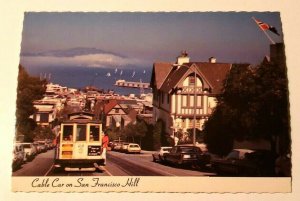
left=20, top=12, right=283, bottom=69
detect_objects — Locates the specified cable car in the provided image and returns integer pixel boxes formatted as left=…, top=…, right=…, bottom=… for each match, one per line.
left=54, top=112, right=104, bottom=171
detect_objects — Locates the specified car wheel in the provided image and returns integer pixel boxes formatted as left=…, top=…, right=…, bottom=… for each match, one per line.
left=158, top=155, right=163, bottom=162
left=152, top=155, right=157, bottom=162
left=53, top=166, right=63, bottom=173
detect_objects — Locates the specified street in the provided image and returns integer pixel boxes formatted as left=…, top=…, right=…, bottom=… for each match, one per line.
left=12, top=149, right=216, bottom=177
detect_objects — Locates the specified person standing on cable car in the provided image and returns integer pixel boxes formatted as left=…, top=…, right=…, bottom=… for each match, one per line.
left=102, top=131, right=109, bottom=165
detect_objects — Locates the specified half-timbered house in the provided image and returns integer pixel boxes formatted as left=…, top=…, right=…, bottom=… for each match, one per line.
left=150, top=52, right=249, bottom=136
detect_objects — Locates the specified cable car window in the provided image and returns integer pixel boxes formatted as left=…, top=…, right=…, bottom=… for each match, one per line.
left=89, top=125, right=100, bottom=141
left=76, top=125, right=86, bottom=141
left=63, top=125, right=73, bottom=141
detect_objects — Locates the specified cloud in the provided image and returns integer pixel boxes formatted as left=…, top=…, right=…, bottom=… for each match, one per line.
left=20, top=48, right=146, bottom=68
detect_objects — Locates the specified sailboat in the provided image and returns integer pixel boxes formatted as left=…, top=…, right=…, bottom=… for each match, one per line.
left=120, top=70, right=123, bottom=76
left=143, top=70, right=146, bottom=74
left=114, top=68, right=118, bottom=74
left=131, top=71, right=136, bottom=78
left=106, top=72, right=111, bottom=77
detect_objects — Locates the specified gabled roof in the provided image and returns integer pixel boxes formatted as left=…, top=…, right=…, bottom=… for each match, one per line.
left=160, top=64, right=191, bottom=93
left=160, top=62, right=232, bottom=94
left=68, top=112, right=94, bottom=120
left=150, top=62, right=173, bottom=89
left=104, top=99, right=118, bottom=114
left=193, top=62, right=232, bottom=94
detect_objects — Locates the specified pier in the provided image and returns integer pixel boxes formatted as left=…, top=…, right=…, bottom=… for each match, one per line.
left=115, top=80, right=151, bottom=89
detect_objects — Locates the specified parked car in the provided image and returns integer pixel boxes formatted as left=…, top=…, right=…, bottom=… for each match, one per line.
left=152, top=146, right=172, bottom=162
left=211, top=149, right=277, bottom=176
left=111, top=140, right=124, bottom=151
left=164, top=145, right=210, bottom=167
left=33, top=142, right=40, bottom=153
left=126, top=143, right=141, bottom=154
left=112, top=142, right=122, bottom=152
left=36, top=141, right=47, bottom=152
left=45, top=139, right=54, bottom=150
left=18, top=143, right=37, bottom=161
left=120, top=142, right=130, bottom=153
left=12, top=144, right=25, bottom=170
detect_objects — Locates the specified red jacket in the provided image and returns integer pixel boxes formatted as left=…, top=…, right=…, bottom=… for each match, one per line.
left=102, top=135, right=109, bottom=148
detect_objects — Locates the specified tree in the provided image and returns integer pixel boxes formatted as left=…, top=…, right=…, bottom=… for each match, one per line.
left=107, top=127, right=122, bottom=141
left=152, top=120, right=163, bottom=150
left=203, top=64, right=253, bottom=156
left=123, top=122, right=137, bottom=142
left=252, top=61, right=290, bottom=154
left=142, top=124, right=155, bottom=150
left=204, top=58, right=290, bottom=156
left=16, top=65, right=46, bottom=142
left=123, top=121, right=147, bottom=146
left=33, top=126, right=56, bottom=140
left=135, top=120, right=147, bottom=146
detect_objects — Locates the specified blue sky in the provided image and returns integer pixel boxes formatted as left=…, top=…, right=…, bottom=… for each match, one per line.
left=20, top=12, right=283, bottom=69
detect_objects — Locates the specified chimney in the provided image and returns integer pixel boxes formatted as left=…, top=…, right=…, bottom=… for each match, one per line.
left=176, top=50, right=190, bottom=65
left=270, top=43, right=285, bottom=66
left=209, top=57, right=217, bottom=63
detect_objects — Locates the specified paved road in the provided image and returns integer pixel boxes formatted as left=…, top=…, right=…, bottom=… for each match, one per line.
left=12, top=149, right=216, bottom=177
left=12, top=150, right=55, bottom=176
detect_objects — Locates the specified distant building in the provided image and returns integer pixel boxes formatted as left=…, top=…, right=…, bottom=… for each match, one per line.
left=95, top=97, right=143, bottom=129
left=150, top=51, right=250, bottom=136
left=103, top=99, right=126, bottom=128
left=31, top=101, right=56, bottom=127
left=46, top=83, right=68, bottom=95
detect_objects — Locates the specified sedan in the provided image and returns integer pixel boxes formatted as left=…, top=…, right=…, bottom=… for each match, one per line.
left=152, top=146, right=172, bottom=162
left=112, top=143, right=122, bottom=152
left=18, top=143, right=37, bottom=161
left=126, top=143, right=141, bottom=154
left=164, top=145, right=210, bottom=167
left=120, top=143, right=130, bottom=153
left=211, top=149, right=277, bottom=176
left=12, top=144, right=25, bottom=171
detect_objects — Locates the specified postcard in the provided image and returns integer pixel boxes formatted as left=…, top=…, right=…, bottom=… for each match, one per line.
left=9, top=11, right=291, bottom=193
left=1, top=1, right=299, bottom=200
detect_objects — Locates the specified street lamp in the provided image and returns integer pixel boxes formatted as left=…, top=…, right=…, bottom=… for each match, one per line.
left=173, top=64, right=197, bottom=146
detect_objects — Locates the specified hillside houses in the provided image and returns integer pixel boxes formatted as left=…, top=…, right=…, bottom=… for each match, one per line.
left=94, top=97, right=153, bottom=130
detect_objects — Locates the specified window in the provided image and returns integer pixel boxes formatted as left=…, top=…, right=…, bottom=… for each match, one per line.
left=40, top=113, right=49, bottom=123
left=76, top=125, right=86, bottom=141
left=190, top=95, right=194, bottom=107
left=63, top=125, right=73, bottom=141
left=189, top=75, right=195, bottom=86
left=197, top=96, right=202, bottom=107
left=115, top=109, right=119, bottom=113
left=182, top=95, right=187, bottom=107
left=89, top=125, right=100, bottom=141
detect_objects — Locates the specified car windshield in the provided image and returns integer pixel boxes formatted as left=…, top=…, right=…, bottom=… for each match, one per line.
left=226, top=150, right=240, bottom=159
left=130, top=145, right=139, bottom=148
left=180, top=147, right=198, bottom=153
left=23, top=144, right=31, bottom=148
